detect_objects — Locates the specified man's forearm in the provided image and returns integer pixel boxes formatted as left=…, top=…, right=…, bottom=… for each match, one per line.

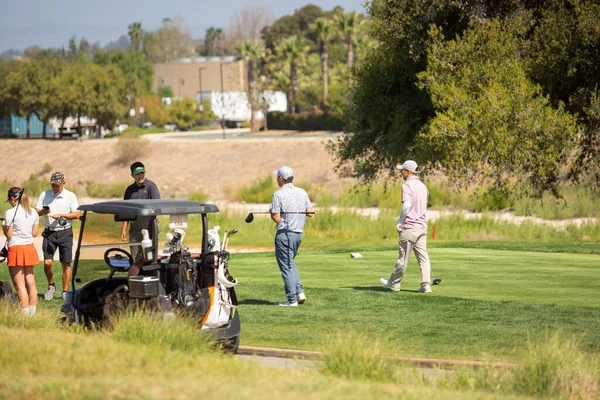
left=64, top=212, right=80, bottom=220
left=397, top=200, right=411, bottom=225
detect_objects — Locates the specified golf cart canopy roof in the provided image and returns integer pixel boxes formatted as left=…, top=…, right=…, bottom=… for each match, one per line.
left=78, top=199, right=219, bottom=216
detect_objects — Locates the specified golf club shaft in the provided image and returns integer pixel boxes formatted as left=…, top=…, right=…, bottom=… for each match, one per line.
left=249, top=211, right=316, bottom=215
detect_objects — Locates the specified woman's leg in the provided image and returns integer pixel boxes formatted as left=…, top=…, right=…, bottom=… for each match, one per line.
left=24, top=266, right=37, bottom=307
left=9, top=267, right=29, bottom=308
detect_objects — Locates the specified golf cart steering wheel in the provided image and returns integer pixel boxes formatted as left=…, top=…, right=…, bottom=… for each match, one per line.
left=103, top=248, right=134, bottom=272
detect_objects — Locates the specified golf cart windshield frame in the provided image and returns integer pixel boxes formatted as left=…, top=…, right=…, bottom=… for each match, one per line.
left=71, top=199, right=220, bottom=302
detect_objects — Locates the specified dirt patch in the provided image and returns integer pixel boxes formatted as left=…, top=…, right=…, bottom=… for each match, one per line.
left=0, top=133, right=355, bottom=200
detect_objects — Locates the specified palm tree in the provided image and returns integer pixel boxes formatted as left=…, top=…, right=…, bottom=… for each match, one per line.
left=205, top=27, right=224, bottom=56
left=311, top=17, right=335, bottom=112
left=334, top=11, right=362, bottom=102
left=235, top=40, right=266, bottom=132
left=276, top=36, right=308, bottom=114
left=353, top=29, right=377, bottom=63
left=128, top=22, right=144, bottom=52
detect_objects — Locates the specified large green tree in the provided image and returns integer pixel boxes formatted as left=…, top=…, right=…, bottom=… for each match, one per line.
left=416, top=19, right=577, bottom=197
left=262, top=4, right=324, bottom=51
left=525, top=1, right=600, bottom=189
left=88, top=64, right=129, bottom=131
left=0, top=60, right=21, bottom=118
left=333, top=0, right=597, bottom=196
left=35, top=58, right=64, bottom=138
left=92, top=49, right=154, bottom=95
left=5, top=60, right=48, bottom=138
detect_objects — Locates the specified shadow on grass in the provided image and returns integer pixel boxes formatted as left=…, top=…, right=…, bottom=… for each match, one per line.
left=238, top=299, right=279, bottom=306
left=342, top=285, right=421, bottom=293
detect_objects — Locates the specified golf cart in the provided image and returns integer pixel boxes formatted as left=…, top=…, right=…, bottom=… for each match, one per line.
left=61, top=199, right=240, bottom=353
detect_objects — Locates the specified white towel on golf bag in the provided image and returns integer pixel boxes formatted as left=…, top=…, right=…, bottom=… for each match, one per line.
left=203, top=260, right=237, bottom=328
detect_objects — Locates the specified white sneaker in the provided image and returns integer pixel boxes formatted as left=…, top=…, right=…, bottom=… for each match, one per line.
left=297, top=293, right=307, bottom=304
left=418, top=284, right=432, bottom=293
left=379, top=278, right=400, bottom=292
left=279, top=301, right=298, bottom=307
left=44, top=285, right=56, bottom=301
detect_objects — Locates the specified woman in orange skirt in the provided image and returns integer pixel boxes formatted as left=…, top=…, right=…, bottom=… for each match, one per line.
left=2, top=187, right=39, bottom=315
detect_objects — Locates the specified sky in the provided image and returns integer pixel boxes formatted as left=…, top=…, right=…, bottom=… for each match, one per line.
left=0, top=0, right=368, bottom=53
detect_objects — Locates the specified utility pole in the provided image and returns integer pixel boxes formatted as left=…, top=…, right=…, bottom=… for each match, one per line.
left=178, top=78, right=185, bottom=98
left=220, top=62, right=226, bottom=139
left=199, top=67, right=206, bottom=126
left=129, top=66, right=149, bottom=129
left=129, top=71, right=135, bottom=128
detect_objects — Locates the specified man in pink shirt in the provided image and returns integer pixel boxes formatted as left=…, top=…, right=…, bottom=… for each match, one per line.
left=380, top=160, right=432, bottom=293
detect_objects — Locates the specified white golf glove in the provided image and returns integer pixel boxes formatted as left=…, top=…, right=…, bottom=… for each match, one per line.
left=396, top=223, right=402, bottom=234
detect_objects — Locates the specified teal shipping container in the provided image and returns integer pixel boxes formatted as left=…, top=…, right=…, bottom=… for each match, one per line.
left=0, top=114, right=52, bottom=136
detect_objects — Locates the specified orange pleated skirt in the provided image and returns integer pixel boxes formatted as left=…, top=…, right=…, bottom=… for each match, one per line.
left=8, top=244, right=40, bottom=267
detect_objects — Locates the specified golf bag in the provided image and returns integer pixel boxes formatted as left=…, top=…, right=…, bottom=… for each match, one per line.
left=202, top=250, right=238, bottom=328
left=166, top=251, right=200, bottom=306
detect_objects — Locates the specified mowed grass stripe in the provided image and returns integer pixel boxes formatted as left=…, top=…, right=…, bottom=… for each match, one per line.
left=238, top=284, right=600, bottom=361
left=233, top=248, right=600, bottom=361
left=234, top=248, right=600, bottom=307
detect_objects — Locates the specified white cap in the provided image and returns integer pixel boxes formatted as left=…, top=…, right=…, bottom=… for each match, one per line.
left=273, top=166, right=294, bottom=180
left=396, top=160, right=419, bottom=173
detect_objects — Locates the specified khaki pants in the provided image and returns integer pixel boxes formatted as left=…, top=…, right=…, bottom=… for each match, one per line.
left=389, top=228, right=431, bottom=286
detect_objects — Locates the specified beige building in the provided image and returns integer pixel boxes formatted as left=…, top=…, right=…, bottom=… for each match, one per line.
left=153, top=56, right=247, bottom=100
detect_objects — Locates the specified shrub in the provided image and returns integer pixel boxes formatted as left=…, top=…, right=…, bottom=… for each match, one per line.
left=113, top=133, right=150, bottom=166
left=235, top=176, right=276, bottom=203
left=267, top=111, right=344, bottom=131
left=85, top=182, right=129, bottom=198
left=188, top=190, right=209, bottom=202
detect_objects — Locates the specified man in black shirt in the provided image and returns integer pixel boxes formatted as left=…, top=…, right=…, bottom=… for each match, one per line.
left=121, top=161, right=161, bottom=262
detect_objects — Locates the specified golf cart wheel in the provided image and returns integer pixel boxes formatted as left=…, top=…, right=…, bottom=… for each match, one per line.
left=218, top=335, right=240, bottom=354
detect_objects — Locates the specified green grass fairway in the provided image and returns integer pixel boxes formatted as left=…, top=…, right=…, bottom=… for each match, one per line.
left=231, top=247, right=600, bottom=362
left=1, top=246, right=598, bottom=363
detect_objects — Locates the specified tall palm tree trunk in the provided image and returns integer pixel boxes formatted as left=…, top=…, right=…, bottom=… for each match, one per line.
left=321, top=42, right=329, bottom=112
left=247, top=60, right=258, bottom=132
left=347, top=36, right=354, bottom=105
left=288, top=62, right=299, bottom=114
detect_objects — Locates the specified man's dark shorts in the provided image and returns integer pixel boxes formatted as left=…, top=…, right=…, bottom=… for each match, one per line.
left=42, top=228, right=73, bottom=263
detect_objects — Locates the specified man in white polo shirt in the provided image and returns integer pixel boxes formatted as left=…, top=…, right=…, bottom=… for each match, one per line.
left=380, top=160, right=432, bottom=293
left=36, top=171, right=80, bottom=301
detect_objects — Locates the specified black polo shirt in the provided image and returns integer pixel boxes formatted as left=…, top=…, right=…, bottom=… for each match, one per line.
left=124, top=178, right=161, bottom=231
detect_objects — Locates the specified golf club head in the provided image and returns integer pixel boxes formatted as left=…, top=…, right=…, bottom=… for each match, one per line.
left=244, top=213, right=254, bottom=223
left=433, top=278, right=442, bottom=285
left=229, top=229, right=238, bottom=235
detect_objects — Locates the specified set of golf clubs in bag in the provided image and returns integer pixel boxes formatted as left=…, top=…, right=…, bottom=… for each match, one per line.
left=244, top=210, right=442, bottom=285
